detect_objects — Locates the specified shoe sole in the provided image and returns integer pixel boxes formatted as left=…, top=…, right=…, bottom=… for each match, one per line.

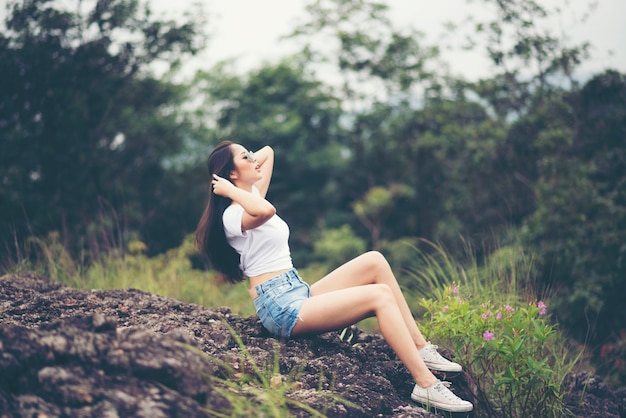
left=423, top=361, right=463, bottom=372
left=411, top=394, right=473, bottom=412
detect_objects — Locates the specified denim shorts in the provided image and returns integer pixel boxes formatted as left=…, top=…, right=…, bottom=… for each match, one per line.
left=253, top=269, right=311, bottom=339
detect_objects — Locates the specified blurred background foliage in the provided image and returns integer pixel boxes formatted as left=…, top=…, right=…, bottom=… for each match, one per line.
left=1, top=0, right=625, bottom=387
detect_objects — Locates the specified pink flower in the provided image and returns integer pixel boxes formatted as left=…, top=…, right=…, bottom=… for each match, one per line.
left=452, top=284, right=459, bottom=295
left=442, top=305, right=449, bottom=313
left=483, top=331, right=494, bottom=341
left=481, top=311, right=494, bottom=320
left=496, top=312, right=502, bottom=320
left=537, top=301, right=547, bottom=315
left=504, top=305, right=515, bottom=312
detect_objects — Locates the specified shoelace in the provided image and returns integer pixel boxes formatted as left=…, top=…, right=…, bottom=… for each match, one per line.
left=426, top=343, right=446, bottom=357
left=433, top=381, right=462, bottom=402
left=416, top=380, right=451, bottom=392
left=425, top=344, right=449, bottom=361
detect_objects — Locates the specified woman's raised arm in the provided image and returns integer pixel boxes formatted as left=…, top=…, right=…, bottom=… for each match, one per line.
left=253, top=146, right=274, bottom=198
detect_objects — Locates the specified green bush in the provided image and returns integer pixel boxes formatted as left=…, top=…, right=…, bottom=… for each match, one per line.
left=420, top=283, right=580, bottom=418
left=311, top=225, right=366, bottom=270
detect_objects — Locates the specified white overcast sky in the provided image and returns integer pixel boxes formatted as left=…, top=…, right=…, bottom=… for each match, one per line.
left=150, top=0, right=626, bottom=82
left=2, top=0, right=621, bottom=80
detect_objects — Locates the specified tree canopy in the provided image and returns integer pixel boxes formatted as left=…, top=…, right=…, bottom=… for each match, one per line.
left=0, top=0, right=206, bottom=254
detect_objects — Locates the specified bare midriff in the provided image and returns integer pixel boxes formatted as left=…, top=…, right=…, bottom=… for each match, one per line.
left=248, top=268, right=292, bottom=299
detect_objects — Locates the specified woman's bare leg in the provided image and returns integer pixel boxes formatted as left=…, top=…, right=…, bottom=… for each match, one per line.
left=310, top=251, right=428, bottom=349
left=291, top=283, right=437, bottom=388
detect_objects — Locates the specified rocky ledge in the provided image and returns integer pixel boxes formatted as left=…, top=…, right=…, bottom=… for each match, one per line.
left=0, top=272, right=624, bottom=417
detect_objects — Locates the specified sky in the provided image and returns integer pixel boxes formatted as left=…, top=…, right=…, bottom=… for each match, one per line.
left=150, top=0, right=626, bottom=82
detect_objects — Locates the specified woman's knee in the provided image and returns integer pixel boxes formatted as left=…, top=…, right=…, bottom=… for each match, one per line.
left=362, top=251, right=391, bottom=272
left=369, top=283, right=396, bottom=306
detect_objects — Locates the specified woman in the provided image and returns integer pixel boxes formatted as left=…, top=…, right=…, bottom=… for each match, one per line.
left=195, top=141, right=473, bottom=413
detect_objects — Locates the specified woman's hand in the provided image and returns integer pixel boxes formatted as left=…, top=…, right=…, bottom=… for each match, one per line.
left=211, top=174, right=234, bottom=197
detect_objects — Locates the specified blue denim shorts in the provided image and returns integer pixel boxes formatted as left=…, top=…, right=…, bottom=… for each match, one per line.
left=253, top=269, right=311, bottom=339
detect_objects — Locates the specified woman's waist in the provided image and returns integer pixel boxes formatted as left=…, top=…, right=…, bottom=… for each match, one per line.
left=248, top=268, right=294, bottom=299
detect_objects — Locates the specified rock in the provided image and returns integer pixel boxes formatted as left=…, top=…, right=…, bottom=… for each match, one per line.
left=562, top=372, right=626, bottom=418
left=0, top=272, right=623, bottom=417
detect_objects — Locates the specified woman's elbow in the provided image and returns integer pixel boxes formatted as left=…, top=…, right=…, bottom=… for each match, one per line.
left=253, top=202, right=276, bottom=219
left=261, top=204, right=277, bottom=218
left=246, top=205, right=276, bottom=230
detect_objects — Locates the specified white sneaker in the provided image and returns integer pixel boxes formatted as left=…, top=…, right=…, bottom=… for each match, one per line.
left=411, top=380, right=473, bottom=412
left=419, top=342, right=462, bottom=372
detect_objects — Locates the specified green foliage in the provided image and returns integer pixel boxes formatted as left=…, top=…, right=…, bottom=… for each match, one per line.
left=311, top=225, right=366, bottom=270
left=21, top=231, right=80, bottom=281
left=520, top=71, right=626, bottom=349
left=353, top=184, right=414, bottom=249
left=0, top=0, right=207, bottom=256
left=401, top=237, right=539, bottom=307
left=401, top=239, right=588, bottom=413
left=289, top=0, right=442, bottom=101
left=420, top=284, right=577, bottom=417
left=202, top=330, right=320, bottom=417
left=466, top=0, right=589, bottom=119
left=378, top=237, right=421, bottom=275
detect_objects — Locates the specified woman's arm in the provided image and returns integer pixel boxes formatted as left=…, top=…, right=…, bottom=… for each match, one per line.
left=212, top=174, right=276, bottom=231
left=252, top=146, right=274, bottom=198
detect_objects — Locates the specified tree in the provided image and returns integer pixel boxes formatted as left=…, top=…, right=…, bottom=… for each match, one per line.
left=464, top=0, right=590, bottom=119
left=288, top=0, right=444, bottom=107
left=0, top=0, right=206, bottom=257
left=523, top=70, right=626, bottom=346
left=353, top=184, right=413, bottom=250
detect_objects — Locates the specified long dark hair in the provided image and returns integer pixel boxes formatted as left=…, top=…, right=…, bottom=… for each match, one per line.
left=195, top=140, right=243, bottom=283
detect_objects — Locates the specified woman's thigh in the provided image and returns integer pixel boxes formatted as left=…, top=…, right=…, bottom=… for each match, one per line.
left=310, top=251, right=389, bottom=296
left=291, top=283, right=394, bottom=336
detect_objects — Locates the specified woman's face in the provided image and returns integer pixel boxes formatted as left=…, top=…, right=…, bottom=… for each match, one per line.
left=230, top=144, right=262, bottom=185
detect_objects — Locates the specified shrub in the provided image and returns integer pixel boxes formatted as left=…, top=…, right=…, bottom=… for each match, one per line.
left=420, top=284, right=579, bottom=417
left=311, top=225, right=366, bottom=270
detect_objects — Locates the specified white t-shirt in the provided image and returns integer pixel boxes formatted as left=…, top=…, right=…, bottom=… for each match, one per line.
left=222, top=186, right=293, bottom=277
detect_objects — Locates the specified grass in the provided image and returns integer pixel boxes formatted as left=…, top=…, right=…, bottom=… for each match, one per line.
left=5, top=232, right=256, bottom=317
left=182, top=321, right=361, bottom=417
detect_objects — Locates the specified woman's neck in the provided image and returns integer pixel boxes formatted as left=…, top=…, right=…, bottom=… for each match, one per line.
left=233, top=181, right=253, bottom=193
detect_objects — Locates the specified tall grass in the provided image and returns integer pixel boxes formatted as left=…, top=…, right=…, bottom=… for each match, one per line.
left=3, top=231, right=255, bottom=317
left=401, top=237, right=540, bottom=305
